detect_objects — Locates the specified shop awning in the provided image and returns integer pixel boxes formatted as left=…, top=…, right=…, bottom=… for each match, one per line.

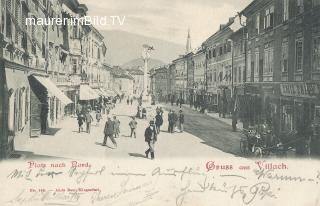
left=94, top=88, right=104, bottom=96
left=113, top=88, right=121, bottom=95
left=79, top=84, right=100, bottom=100
left=33, top=75, right=73, bottom=105
left=104, top=89, right=116, bottom=96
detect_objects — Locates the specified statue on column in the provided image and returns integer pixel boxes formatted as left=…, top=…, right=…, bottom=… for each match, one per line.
left=141, top=44, right=154, bottom=105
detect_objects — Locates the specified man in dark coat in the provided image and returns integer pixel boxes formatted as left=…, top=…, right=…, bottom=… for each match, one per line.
left=85, top=112, right=94, bottom=133
left=179, top=110, right=184, bottom=133
left=173, top=111, right=178, bottom=132
left=103, top=117, right=117, bottom=147
left=168, top=110, right=174, bottom=133
left=155, top=112, right=163, bottom=134
left=145, top=120, right=157, bottom=159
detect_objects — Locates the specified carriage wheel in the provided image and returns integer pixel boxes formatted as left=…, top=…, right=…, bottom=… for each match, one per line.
left=240, top=139, right=248, bottom=155
left=253, top=147, right=263, bottom=158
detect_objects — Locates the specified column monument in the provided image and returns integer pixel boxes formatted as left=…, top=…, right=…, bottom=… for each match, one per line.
left=141, top=44, right=154, bottom=105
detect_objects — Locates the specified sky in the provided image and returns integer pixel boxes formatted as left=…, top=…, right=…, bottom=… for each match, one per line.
left=82, top=0, right=252, bottom=47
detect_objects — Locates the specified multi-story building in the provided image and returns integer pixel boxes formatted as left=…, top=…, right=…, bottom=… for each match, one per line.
left=151, top=66, right=168, bottom=102
left=127, top=67, right=144, bottom=97
left=0, top=0, right=109, bottom=160
left=203, top=20, right=233, bottom=115
left=185, top=52, right=194, bottom=106
left=192, top=47, right=206, bottom=108
left=167, top=63, right=176, bottom=103
left=0, top=0, right=77, bottom=158
left=173, top=55, right=187, bottom=103
left=240, top=0, right=320, bottom=143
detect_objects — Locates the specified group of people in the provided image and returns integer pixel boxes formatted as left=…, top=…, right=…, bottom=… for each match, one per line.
left=167, top=110, right=184, bottom=133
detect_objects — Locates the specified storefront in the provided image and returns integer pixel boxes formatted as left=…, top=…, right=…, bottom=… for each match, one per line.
left=28, top=75, right=73, bottom=137
left=0, top=60, right=32, bottom=159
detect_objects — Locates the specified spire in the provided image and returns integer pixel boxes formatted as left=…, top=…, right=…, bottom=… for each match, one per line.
left=186, top=28, right=192, bottom=54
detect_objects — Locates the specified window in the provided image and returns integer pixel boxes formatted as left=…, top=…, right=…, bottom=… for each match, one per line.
left=264, top=5, right=274, bottom=29
left=247, top=50, right=251, bottom=80
left=281, top=38, right=289, bottom=72
left=239, top=67, right=242, bottom=83
left=297, top=0, right=304, bottom=14
left=314, top=0, right=320, bottom=6
left=283, top=0, right=289, bottom=21
left=254, top=48, right=259, bottom=76
left=6, top=0, right=12, bottom=38
left=234, top=67, right=237, bottom=83
left=255, top=13, right=260, bottom=34
left=72, top=59, right=78, bottom=74
left=295, top=38, right=303, bottom=71
left=312, top=36, right=320, bottom=71
left=264, top=44, right=274, bottom=74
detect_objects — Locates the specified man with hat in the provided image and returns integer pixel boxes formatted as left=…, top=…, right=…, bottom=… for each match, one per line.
left=144, top=120, right=157, bottom=160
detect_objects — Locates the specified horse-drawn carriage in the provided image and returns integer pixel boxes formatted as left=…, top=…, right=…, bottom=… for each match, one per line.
left=239, top=124, right=310, bottom=158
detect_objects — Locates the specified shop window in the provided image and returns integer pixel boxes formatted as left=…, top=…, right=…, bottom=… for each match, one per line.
left=312, top=36, right=320, bottom=71
left=282, top=105, right=293, bottom=131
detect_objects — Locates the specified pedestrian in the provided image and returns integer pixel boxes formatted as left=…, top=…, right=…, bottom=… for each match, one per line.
left=144, top=120, right=157, bottom=160
left=168, top=110, right=174, bottom=133
left=113, top=116, right=121, bottom=138
left=232, top=111, right=238, bottom=132
left=127, top=98, right=130, bottom=105
left=103, top=117, right=117, bottom=147
left=130, top=98, right=133, bottom=105
left=77, top=113, right=85, bottom=133
left=173, top=111, right=178, bottom=132
left=85, top=112, right=94, bottom=133
left=179, top=110, right=184, bottom=133
left=96, top=110, right=102, bottom=126
left=155, top=112, right=163, bottom=134
left=129, top=117, right=138, bottom=138
left=159, top=107, right=164, bottom=117
left=142, top=107, right=147, bottom=119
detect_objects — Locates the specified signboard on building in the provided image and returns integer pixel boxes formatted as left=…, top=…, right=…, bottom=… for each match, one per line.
left=280, top=83, right=319, bottom=98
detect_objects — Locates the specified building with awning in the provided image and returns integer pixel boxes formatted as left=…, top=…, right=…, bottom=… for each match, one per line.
left=79, top=84, right=100, bottom=100
left=31, top=75, right=73, bottom=105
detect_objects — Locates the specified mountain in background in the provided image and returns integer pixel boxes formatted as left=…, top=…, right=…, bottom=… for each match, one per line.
left=121, top=58, right=165, bottom=71
left=101, top=30, right=185, bottom=66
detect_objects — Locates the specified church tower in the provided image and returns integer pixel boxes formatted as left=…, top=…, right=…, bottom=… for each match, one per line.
left=186, top=28, right=192, bottom=54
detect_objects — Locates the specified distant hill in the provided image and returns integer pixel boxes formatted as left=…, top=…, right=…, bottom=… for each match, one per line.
left=101, top=30, right=185, bottom=66
left=122, top=58, right=165, bottom=71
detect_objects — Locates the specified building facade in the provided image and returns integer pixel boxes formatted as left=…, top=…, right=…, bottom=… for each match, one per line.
left=0, top=0, right=108, bottom=159
left=203, top=20, right=233, bottom=115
